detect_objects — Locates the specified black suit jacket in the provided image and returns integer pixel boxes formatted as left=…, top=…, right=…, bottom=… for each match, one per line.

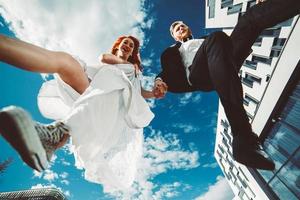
left=157, top=43, right=203, bottom=93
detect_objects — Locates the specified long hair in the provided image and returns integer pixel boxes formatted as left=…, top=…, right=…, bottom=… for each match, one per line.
left=110, top=35, right=142, bottom=70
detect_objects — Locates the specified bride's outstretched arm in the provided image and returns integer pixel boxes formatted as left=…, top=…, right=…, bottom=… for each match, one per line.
left=99, top=53, right=130, bottom=65
left=141, top=88, right=155, bottom=99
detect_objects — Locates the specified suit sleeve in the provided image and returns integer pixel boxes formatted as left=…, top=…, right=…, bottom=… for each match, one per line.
left=155, top=47, right=171, bottom=79
left=156, top=46, right=192, bottom=93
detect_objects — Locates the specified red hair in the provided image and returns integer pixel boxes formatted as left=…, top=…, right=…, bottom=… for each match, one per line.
left=111, top=35, right=142, bottom=70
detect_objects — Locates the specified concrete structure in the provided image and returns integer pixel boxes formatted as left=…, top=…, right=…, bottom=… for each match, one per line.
left=206, top=0, right=300, bottom=199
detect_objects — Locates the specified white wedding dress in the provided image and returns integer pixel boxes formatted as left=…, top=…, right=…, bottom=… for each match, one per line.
left=37, top=62, right=154, bottom=192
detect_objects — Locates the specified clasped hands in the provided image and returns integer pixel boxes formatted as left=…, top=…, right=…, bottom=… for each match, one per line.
left=152, top=79, right=168, bottom=98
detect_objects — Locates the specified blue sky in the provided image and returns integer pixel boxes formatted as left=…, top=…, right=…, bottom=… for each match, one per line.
left=0, top=1, right=234, bottom=199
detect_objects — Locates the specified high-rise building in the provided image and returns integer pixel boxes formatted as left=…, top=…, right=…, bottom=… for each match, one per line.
left=206, top=0, right=300, bottom=199
left=0, top=188, right=67, bottom=200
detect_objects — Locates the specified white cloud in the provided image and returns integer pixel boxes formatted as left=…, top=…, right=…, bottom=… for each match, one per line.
left=31, top=183, right=71, bottom=197
left=172, top=123, right=200, bottom=134
left=142, top=129, right=200, bottom=171
left=192, top=94, right=202, bottom=102
left=43, top=170, right=59, bottom=182
left=60, top=158, right=71, bottom=166
left=153, top=182, right=181, bottom=199
left=179, top=93, right=202, bottom=106
left=0, top=0, right=152, bottom=65
left=33, top=170, right=43, bottom=178
left=64, top=190, right=71, bottom=197
left=62, top=142, right=75, bottom=155
left=109, top=127, right=199, bottom=199
left=142, top=58, right=153, bottom=67
left=61, top=179, right=70, bottom=185
left=33, top=169, right=59, bottom=182
left=201, top=152, right=207, bottom=157
left=195, top=176, right=234, bottom=200
left=33, top=169, right=70, bottom=184
left=32, top=170, right=71, bottom=195
left=59, top=172, right=69, bottom=179
left=179, top=93, right=193, bottom=105
left=31, top=183, right=56, bottom=190
left=202, top=162, right=218, bottom=169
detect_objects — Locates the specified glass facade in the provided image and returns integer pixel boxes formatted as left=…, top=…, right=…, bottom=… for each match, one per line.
left=258, top=77, right=300, bottom=199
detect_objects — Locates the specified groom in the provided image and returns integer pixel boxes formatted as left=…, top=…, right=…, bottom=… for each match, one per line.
left=153, top=0, right=300, bottom=170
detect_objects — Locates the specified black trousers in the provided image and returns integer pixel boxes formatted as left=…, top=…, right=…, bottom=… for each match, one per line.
left=189, top=0, right=300, bottom=139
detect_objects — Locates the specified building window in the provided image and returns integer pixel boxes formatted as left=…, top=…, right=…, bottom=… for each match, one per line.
left=243, top=93, right=259, bottom=107
left=252, top=55, right=272, bottom=65
left=242, top=73, right=262, bottom=88
left=261, top=28, right=281, bottom=37
left=208, top=0, right=216, bottom=18
left=221, top=0, right=233, bottom=8
left=257, top=76, right=300, bottom=200
left=272, top=18, right=293, bottom=29
left=227, top=3, right=243, bottom=15
left=253, top=37, right=263, bottom=47
left=244, top=60, right=257, bottom=70
left=221, top=119, right=230, bottom=129
left=271, top=38, right=286, bottom=58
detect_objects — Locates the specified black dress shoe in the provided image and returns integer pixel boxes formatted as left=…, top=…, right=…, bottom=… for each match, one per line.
left=232, top=136, right=275, bottom=170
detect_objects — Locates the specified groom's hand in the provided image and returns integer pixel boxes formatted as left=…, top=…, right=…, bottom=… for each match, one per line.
left=153, top=79, right=168, bottom=98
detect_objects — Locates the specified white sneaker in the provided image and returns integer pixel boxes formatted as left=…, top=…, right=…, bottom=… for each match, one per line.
left=35, top=121, right=70, bottom=161
left=0, top=106, right=48, bottom=172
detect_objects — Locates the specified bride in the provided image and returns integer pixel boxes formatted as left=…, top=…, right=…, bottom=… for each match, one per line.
left=0, top=34, right=163, bottom=191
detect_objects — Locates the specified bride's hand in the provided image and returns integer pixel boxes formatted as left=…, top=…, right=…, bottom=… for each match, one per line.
left=153, top=79, right=168, bottom=98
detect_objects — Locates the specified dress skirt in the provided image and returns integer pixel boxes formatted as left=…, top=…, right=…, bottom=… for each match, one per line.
left=37, top=63, right=154, bottom=192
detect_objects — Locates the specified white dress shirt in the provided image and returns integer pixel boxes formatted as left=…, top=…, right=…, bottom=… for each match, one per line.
left=178, top=39, right=204, bottom=85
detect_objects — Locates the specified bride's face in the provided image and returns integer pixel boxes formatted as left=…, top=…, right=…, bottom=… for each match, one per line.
left=116, top=37, right=135, bottom=61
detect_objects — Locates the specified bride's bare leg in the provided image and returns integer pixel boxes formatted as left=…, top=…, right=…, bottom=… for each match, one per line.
left=0, top=34, right=89, bottom=94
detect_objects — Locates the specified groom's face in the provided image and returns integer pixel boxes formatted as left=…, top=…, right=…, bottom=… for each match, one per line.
left=172, top=23, right=191, bottom=41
